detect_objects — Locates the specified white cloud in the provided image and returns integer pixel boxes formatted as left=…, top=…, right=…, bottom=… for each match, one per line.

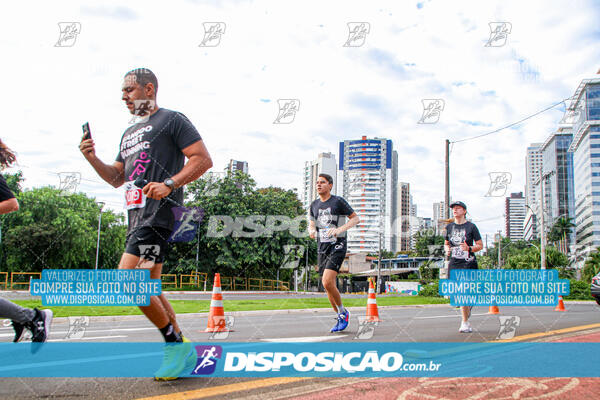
left=1, top=0, right=599, bottom=241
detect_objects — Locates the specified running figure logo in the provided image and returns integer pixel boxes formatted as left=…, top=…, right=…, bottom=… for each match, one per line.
left=191, top=345, right=222, bottom=375
left=354, top=316, right=378, bottom=339
left=137, top=244, right=160, bottom=268
left=199, top=22, right=226, bottom=47
left=485, top=172, right=512, bottom=197
left=58, top=172, right=81, bottom=195
left=129, top=100, right=156, bottom=124
left=273, top=99, right=300, bottom=124
left=343, top=22, right=370, bottom=47
left=55, top=22, right=81, bottom=47
left=65, top=316, right=90, bottom=339
left=208, top=317, right=235, bottom=340
left=418, top=99, right=445, bottom=124
left=280, top=245, right=305, bottom=270
left=496, top=316, right=520, bottom=340
left=169, top=207, right=204, bottom=242
left=348, top=174, right=367, bottom=195
left=485, top=22, right=512, bottom=47
left=427, top=244, right=444, bottom=258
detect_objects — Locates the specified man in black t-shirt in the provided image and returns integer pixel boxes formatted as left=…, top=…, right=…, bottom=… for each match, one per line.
left=309, top=173, right=359, bottom=333
left=80, top=68, right=213, bottom=379
left=444, top=201, right=483, bottom=333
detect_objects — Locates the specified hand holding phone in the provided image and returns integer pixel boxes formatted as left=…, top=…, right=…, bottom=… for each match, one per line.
left=79, top=122, right=95, bottom=159
left=82, top=122, right=92, bottom=141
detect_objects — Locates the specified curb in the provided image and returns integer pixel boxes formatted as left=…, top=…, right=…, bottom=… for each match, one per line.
left=44, top=301, right=598, bottom=325
left=45, top=303, right=452, bottom=325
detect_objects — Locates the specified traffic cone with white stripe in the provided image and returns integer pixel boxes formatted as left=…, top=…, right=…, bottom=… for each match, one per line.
left=366, top=278, right=382, bottom=322
left=204, top=273, right=232, bottom=332
left=555, top=295, right=566, bottom=312
left=487, top=305, right=500, bottom=314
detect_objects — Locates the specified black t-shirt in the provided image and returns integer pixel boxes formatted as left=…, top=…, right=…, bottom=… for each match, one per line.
left=0, top=175, right=15, bottom=202
left=116, top=108, right=202, bottom=234
left=444, top=221, right=482, bottom=269
left=309, top=195, right=354, bottom=253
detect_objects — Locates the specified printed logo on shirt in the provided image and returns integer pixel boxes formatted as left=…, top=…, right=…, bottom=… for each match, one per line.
left=120, top=125, right=153, bottom=159
left=317, top=208, right=333, bottom=226
left=128, top=151, right=151, bottom=181
left=449, top=228, right=465, bottom=246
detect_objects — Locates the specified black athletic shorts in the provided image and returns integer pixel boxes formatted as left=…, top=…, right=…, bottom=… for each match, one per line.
left=125, top=226, right=172, bottom=264
left=317, top=243, right=347, bottom=274
left=447, top=261, right=478, bottom=278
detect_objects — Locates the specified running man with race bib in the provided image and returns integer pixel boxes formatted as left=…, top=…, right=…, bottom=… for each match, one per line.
left=79, top=68, right=213, bottom=380
left=309, top=174, right=360, bottom=333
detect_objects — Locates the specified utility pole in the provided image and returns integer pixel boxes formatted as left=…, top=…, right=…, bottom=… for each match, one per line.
left=195, top=223, right=200, bottom=277
left=497, top=231, right=502, bottom=267
left=445, top=139, right=450, bottom=219
left=305, top=244, right=309, bottom=291
left=377, top=212, right=382, bottom=294
left=539, top=168, right=548, bottom=270
left=95, top=202, right=105, bottom=270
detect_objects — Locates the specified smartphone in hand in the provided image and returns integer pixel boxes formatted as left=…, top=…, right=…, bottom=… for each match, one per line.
left=82, top=122, right=92, bottom=140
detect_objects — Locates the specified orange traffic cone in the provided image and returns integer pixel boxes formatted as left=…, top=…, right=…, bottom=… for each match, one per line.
left=366, top=278, right=382, bottom=322
left=487, top=305, right=500, bottom=314
left=555, top=296, right=566, bottom=312
left=204, top=273, right=233, bottom=332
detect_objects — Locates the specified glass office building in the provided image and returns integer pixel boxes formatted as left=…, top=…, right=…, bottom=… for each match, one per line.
left=540, top=130, right=575, bottom=243
left=567, top=78, right=600, bottom=253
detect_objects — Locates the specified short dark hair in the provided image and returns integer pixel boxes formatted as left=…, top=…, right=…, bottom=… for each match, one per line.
left=124, top=68, right=158, bottom=95
left=318, top=173, right=333, bottom=185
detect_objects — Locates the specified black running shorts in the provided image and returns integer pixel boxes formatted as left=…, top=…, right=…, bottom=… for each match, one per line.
left=318, top=242, right=347, bottom=274
left=125, top=226, right=172, bottom=264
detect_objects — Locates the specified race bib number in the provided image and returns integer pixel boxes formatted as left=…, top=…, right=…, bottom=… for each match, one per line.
left=319, top=228, right=336, bottom=243
left=451, top=246, right=469, bottom=260
left=124, top=181, right=146, bottom=210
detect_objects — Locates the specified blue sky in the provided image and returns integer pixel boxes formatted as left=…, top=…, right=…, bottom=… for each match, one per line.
left=1, top=0, right=599, bottom=241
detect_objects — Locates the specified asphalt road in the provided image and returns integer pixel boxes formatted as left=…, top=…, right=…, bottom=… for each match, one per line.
left=0, top=303, right=598, bottom=399
left=0, top=291, right=370, bottom=301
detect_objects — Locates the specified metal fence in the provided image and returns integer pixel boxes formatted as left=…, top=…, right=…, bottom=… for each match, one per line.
left=0, top=271, right=289, bottom=291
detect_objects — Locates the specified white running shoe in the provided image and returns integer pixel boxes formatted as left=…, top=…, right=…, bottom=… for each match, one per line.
left=459, top=321, right=472, bottom=333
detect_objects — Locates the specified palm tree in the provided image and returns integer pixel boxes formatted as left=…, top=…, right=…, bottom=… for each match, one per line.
left=583, top=248, right=600, bottom=282
left=548, top=217, right=575, bottom=253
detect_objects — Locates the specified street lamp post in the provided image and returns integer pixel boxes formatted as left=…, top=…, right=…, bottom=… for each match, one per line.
left=526, top=203, right=546, bottom=270
left=95, top=202, right=105, bottom=270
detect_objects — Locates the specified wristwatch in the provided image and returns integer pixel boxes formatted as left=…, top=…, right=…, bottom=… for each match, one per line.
left=164, top=178, right=176, bottom=191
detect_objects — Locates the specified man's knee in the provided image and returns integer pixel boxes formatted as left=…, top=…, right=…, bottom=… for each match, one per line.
left=322, top=275, right=336, bottom=291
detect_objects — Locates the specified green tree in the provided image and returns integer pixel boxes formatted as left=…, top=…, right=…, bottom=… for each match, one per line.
left=368, top=250, right=395, bottom=259
left=1, top=187, right=126, bottom=271
left=583, top=248, right=600, bottom=283
left=548, top=217, right=575, bottom=243
left=3, top=170, right=24, bottom=194
left=413, top=230, right=445, bottom=257
left=164, top=172, right=314, bottom=281
left=504, top=244, right=568, bottom=270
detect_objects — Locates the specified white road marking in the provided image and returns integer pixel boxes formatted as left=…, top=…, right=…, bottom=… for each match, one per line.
left=0, top=327, right=156, bottom=338
left=48, top=335, right=128, bottom=342
left=261, top=335, right=347, bottom=342
left=413, top=313, right=489, bottom=319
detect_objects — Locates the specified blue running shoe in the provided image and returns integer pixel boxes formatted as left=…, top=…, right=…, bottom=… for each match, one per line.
left=337, top=310, right=350, bottom=332
left=330, top=317, right=341, bottom=332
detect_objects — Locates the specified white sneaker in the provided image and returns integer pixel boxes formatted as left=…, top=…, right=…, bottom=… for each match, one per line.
left=459, top=321, right=472, bottom=333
